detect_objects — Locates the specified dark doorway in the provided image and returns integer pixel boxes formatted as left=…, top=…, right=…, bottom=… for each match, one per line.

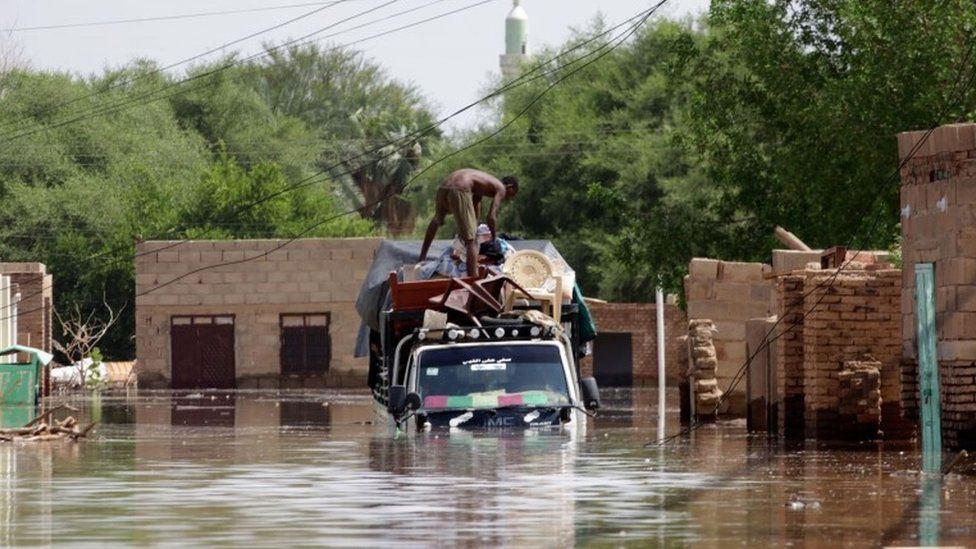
left=171, top=315, right=236, bottom=389
left=593, top=332, right=633, bottom=387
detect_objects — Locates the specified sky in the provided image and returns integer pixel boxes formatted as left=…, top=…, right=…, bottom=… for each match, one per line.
left=1, top=0, right=708, bottom=130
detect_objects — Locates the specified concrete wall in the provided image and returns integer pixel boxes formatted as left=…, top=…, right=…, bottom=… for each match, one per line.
left=579, top=302, right=687, bottom=386
left=899, top=122, right=976, bottom=448
left=684, top=258, right=776, bottom=413
left=135, top=238, right=382, bottom=388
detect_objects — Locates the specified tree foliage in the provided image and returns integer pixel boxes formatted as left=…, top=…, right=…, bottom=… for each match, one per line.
left=0, top=42, right=432, bottom=358
left=436, top=2, right=976, bottom=301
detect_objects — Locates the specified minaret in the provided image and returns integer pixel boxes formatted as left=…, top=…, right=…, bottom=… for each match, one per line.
left=499, top=0, right=530, bottom=81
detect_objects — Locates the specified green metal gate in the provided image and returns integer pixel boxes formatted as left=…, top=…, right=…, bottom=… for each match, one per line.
left=914, top=263, right=942, bottom=472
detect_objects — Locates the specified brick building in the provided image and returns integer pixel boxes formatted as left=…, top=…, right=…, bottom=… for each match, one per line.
left=0, top=263, right=53, bottom=352
left=135, top=238, right=381, bottom=389
left=899, top=122, right=976, bottom=449
left=579, top=302, right=686, bottom=387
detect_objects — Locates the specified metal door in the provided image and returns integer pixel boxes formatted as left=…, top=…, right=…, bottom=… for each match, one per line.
left=593, top=332, right=633, bottom=387
left=171, top=316, right=236, bottom=389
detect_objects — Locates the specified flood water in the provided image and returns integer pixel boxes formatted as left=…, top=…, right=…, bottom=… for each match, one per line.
left=1, top=388, right=974, bottom=547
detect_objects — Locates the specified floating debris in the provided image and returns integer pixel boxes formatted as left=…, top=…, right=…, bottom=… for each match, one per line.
left=0, top=405, right=96, bottom=443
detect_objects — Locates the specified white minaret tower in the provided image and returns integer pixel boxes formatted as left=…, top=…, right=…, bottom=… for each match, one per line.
left=500, top=0, right=530, bottom=80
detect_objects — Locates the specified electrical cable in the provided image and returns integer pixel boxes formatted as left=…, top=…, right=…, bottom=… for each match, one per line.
left=0, top=0, right=359, bottom=134
left=0, top=0, right=418, bottom=142
left=131, top=1, right=667, bottom=298
left=0, top=0, right=659, bottom=310
left=0, top=2, right=373, bottom=33
left=0, top=0, right=671, bottom=320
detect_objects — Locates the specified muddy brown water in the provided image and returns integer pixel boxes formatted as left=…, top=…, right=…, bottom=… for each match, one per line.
left=0, top=388, right=974, bottom=547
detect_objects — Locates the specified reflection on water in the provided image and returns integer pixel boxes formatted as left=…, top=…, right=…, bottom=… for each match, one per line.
left=0, top=388, right=973, bottom=546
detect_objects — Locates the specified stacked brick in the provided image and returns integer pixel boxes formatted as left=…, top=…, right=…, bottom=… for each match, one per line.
left=579, top=302, right=687, bottom=386
left=135, top=238, right=381, bottom=388
left=899, top=122, right=976, bottom=449
left=684, top=259, right=775, bottom=414
left=687, top=319, right=723, bottom=418
left=900, top=359, right=919, bottom=421
left=837, top=360, right=882, bottom=440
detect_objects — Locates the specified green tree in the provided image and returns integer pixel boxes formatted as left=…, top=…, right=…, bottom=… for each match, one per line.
left=680, top=0, right=976, bottom=256
left=242, top=44, right=441, bottom=234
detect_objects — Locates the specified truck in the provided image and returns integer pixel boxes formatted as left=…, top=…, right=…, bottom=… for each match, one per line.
left=355, top=240, right=601, bottom=432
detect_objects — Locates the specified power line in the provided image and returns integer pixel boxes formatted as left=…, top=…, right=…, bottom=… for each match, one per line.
left=0, top=2, right=374, bottom=33
left=123, top=1, right=663, bottom=260
left=0, top=1, right=666, bottom=313
left=133, top=1, right=667, bottom=298
left=0, top=0, right=492, bottom=144
left=0, top=0, right=360, bottom=135
left=0, top=127, right=657, bottom=151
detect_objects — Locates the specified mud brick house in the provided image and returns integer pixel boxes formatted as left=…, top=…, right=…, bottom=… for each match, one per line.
left=135, top=238, right=381, bottom=389
left=899, top=122, right=976, bottom=449
left=578, top=302, right=686, bottom=387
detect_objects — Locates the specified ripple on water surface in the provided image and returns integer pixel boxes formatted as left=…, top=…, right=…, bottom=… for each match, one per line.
left=0, top=388, right=974, bottom=547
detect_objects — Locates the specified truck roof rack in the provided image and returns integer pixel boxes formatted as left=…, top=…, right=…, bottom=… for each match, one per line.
left=411, top=322, right=563, bottom=344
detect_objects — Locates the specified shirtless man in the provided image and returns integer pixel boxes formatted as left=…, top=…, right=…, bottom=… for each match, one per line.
left=418, top=168, right=519, bottom=277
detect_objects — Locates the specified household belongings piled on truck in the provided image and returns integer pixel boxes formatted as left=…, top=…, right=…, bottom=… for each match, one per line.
left=353, top=239, right=600, bottom=430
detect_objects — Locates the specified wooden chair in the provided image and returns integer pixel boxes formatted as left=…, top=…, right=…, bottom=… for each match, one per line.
left=427, top=277, right=503, bottom=326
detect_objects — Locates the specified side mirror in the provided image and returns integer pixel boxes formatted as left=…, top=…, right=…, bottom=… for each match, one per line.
left=405, top=392, right=422, bottom=412
left=581, top=377, right=601, bottom=411
left=389, top=385, right=407, bottom=415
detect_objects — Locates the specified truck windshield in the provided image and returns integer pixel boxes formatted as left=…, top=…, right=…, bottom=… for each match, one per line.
left=415, top=344, right=571, bottom=410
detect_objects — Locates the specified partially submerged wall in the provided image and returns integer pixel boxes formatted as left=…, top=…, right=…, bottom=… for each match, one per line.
left=771, top=268, right=911, bottom=440
left=684, top=259, right=775, bottom=414
left=798, top=269, right=909, bottom=440
left=775, top=274, right=807, bottom=437
left=899, top=122, right=976, bottom=449
left=135, top=238, right=381, bottom=388
left=579, top=302, right=686, bottom=386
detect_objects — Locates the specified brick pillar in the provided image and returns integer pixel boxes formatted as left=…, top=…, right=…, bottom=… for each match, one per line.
left=776, top=274, right=806, bottom=438
left=898, top=123, right=976, bottom=449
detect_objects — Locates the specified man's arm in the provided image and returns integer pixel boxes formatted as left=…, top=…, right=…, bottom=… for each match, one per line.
left=419, top=218, right=440, bottom=262
left=486, top=188, right=506, bottom=240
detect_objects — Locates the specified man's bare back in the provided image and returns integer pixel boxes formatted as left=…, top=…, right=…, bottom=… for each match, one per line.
left=441, top=168, right=506, bottom=196
left=419, top=168, right=520, bottom=277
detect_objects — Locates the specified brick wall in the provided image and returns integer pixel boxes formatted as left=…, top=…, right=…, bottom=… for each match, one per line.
left=798, top=270, right=909, bottom=440
left=899, top=122, right=976, bottom=449
left=579, top=302, right=687, bottom=386
left=684, top=258, right=776, bottom=414
left=135, top=238, right=382, bottom=388
left=0, top=263, right=53, bottom=352
left=775, top=274, right=807, bottom=437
